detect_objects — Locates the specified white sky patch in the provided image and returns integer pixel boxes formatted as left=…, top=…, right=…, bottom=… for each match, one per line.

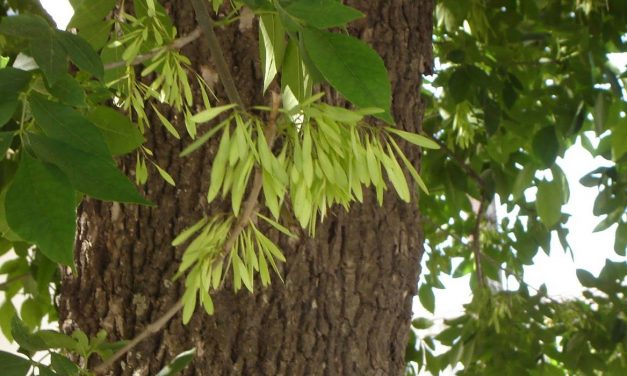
left=40, top=0, right=73, bottom=30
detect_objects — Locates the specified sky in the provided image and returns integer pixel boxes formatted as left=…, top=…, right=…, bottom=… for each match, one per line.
left=3, top=0, right=627, bottom=367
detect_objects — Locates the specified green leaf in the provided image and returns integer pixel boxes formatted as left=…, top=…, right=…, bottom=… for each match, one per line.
left=47, top=74, right=86, bottom=107
left=535, top=179, right=563, bottom=228
left=51, top=353, right=80, bottom=376
left=37, top=330, right=79, bottom=352
left=11, top=315, right=47, bottom=353
left=386, top=128, right=440, bottom=149
left=281, top=39, right=310, bottom=107
left=611, top=119, right=627, bottom=161
left=0, top=131, right=14, bottom=159
left=152, top=162, right=176, bottom=186
left=5, top=153, right=76, bottom=266
left=0, top=350, right=31, bottom=376
left=284, top=0, right=364, bottom=29
left=29, top=93, right=110, bottom=157
left=190, top=104, right=237, bottom=124
left=181, top=288, right=197, bottom=325
left=259, top=14, right=286, bottom=92
left=0, top=99, right=18, bottom=128
left=532, top=126, right=559, bottom=167
left=156, top=348, right=196, bottom=376
left=0, top=67, right=32, bottom=96
left=55, top=30, right=104, bottom=81
left=86, top=106, right=144, bottom=156
left=0, top=14, right=50, bottom=39
left=28, top=134, right=152, bottom=205
left=302, top=28, right=393, bottom=123
left=0, top=68, right=32, bottom=127
left=152, top=105, right=180, bottom=139
left=418, top=284, right=435, bottom=313
left=30, top=31, right=67, bottom=86
left=412, top=317, right=434, bottom=330
left=576, top=269, right=596, bottom=288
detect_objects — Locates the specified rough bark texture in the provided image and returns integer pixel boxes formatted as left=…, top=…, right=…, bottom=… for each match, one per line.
left=59, top=1, right=433, bottom=375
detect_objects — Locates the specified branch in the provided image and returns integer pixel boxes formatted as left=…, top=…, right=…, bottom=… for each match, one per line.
left=93, top=93, right=281, bottom=374
left=103, top=28, right=202, bottom=70
left=472, top=199, right=485, bottom=288
left=190, top=0, right=244, bottom=108
left=93, top=299, right=184, bottom=374
left=432, top=137, right=485, bottom=189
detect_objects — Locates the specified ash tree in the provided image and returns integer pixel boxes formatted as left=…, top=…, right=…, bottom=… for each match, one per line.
left=0, top=0, right=625, bottom=376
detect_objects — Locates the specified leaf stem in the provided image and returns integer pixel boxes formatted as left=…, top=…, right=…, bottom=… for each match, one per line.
left=103, top=27, right=203, bottom=70
left=190, top=0, right=245, bottom=108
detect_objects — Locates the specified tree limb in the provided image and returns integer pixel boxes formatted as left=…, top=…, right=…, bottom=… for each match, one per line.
left=472, top=198, right=485, bottom=288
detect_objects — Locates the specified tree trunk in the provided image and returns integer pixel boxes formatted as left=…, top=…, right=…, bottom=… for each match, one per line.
left=59, top=1, right=433, bottom=375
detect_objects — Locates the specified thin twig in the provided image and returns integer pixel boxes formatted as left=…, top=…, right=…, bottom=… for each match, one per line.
left=472, top=199, right=485, bottom=288
left=432, top=137, right=485, bottom=189
left=93, top=299, right=184, bottom=374
left=92, top=93, right=281, bottom=374
left=103, top=28, right=202, bottom=70
left=0, top=273, right=29, bottom=290
left=190, top=0, right=244, bottom=108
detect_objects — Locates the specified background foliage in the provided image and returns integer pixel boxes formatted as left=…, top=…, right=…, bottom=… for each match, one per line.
left=407, top=0, right=626, bottom=374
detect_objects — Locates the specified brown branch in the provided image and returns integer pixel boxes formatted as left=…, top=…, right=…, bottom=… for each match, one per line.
left=93, top=93, right=281, bottom=374
left=103, top=27, right=202, bottom=70
left=432, top=137, right=485, bottom=189
left=472, top=199, right=485, bottom=288
left=93, top=299, right=184, bottom=374
left=190, top=0, right=244, bottom=108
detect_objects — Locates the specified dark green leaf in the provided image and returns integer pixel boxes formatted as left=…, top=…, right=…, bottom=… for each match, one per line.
left=28, top=134, right=152, bottom=205
left=418, top=284, right=435, bottom=313
left=11, top=315, right=48, bottom=353
left=448, top=67, right=471, bottom=103
left=30, top=32, right=67, bottom=85
left=576, top=269, right=596, bottom=288
left=155, top=348, right=196, bottom=376
left=284, top=0, right=364, bottom=29
left=0, top=131, right=14, bottom=159
left=532, top=126, right=559, bottom=168
left=0, top=14, right=50, bottom=39
left=51, top=353, right=80, bottom=376
left=0, top=99, right=18, bottom=128
left=86, top=106, right=144, bottom=156
left=0, top=350, right=31, bottom=376
left=47, top=74, right=86, bottom=107
left=5, top=153, right=76, bottom=265
left=55, top=30, right=104, bottom=81
left=535, top=180, right=563, bottom=228
left=0, top=67, right=32, bottom=99
left=0, top=67, right=31, bottom=126
left=615, top=223, right=626, bottom=256
left=29, top=93, right=110, bottom=157
left=302, top=28, right=393, bottom=123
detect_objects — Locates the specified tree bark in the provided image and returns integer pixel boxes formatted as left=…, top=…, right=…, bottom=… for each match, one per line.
left=59, top=1, right=433, bottom=375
